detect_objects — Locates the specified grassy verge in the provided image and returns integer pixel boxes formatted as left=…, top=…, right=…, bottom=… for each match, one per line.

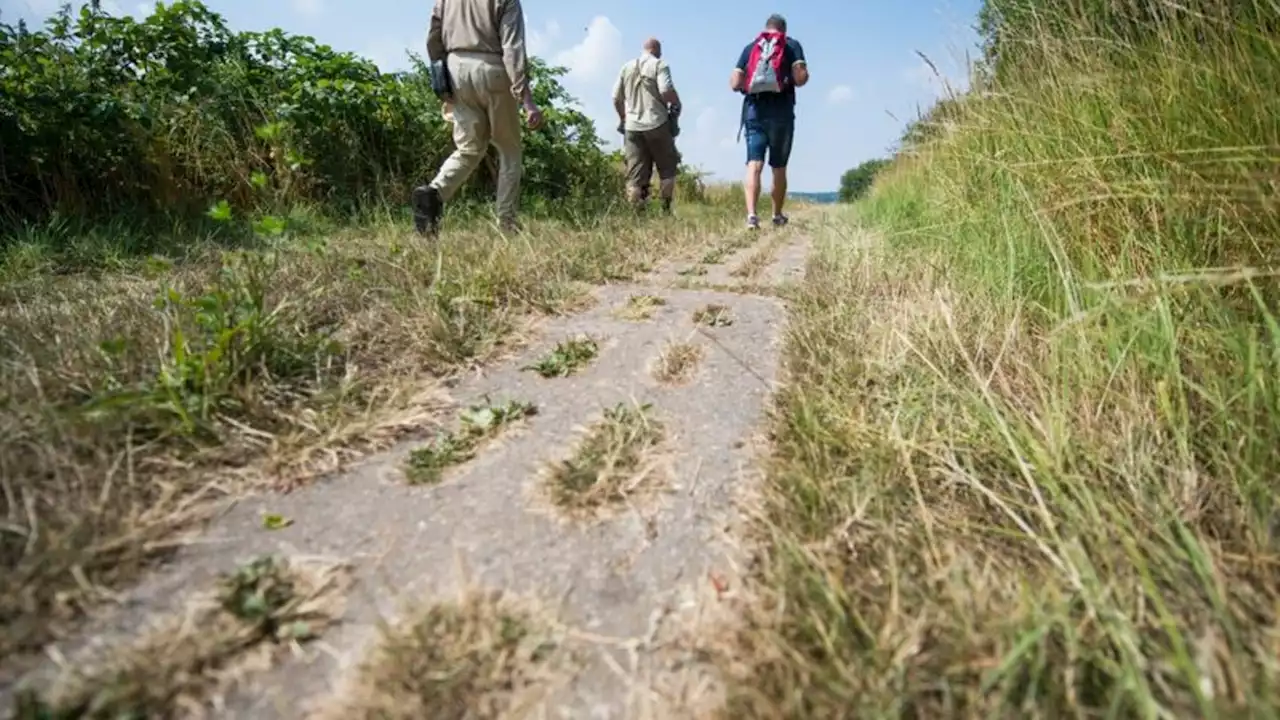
left=0, top=205, right=738, bottom=661
left=724, top=7, right=1280, bottom=718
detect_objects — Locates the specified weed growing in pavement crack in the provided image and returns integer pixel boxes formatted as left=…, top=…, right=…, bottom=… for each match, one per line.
left=316, top=590, right=569, bottom=719
left=653, top=340, right=704, bottom=384
left=616, top=294, right=667, bottom=321
left=693, top=303, right=733, bottom=327
left=547, top=402, right=663, bottom=513
left=523, top=336, right=599, bottom=378
left=405, top=398, right=538, bottom=484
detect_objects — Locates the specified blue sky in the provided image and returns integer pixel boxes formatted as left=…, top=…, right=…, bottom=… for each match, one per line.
left=4, top=0, right=982, bottom=191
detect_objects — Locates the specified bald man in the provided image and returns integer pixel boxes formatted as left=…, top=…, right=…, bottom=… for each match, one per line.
left=611, top=37, right=683, bottom=215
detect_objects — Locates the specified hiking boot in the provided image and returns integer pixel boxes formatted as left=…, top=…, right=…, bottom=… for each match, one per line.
left=772, top=214, right=789, bottom=227
left=746, top=214, right=761, bottom=230
left=660, top=197, right=673, bottom=216
left=499, top=218, right=522, bottom=233
left=412, top=185, right=442, bottom=236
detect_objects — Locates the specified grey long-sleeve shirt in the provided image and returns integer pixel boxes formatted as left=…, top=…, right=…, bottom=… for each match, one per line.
left=427, top=0, right=530, bottom=99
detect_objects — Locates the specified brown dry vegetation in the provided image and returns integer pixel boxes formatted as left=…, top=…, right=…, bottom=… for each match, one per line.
left=318, top=589, right=572, bottom=720
left=544, top=402, right=666, bottom=517
left=651, top=338, right=704, bottom=384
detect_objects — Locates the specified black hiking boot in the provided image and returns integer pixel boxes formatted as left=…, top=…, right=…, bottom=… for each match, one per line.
left=412, top=185, right=442, bottom=236
left=660, top=197, right=673, bottom=216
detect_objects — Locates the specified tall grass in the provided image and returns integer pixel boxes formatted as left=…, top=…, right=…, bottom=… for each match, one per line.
left=726, top=1, right=1280, bottom=716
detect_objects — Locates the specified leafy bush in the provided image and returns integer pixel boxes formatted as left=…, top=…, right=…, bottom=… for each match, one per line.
left=836, top=158, right=889, bottom=203
left=0, top=1, right=623, bottom=238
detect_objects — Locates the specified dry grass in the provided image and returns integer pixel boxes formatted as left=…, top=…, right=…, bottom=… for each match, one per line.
left=728, top=235, right=785, bottom=279
left=700, top=231, right=758, bottom=265
left=692, top=303, right=734, bottom=327
left=671, top=278, right=793, bottom=299
left=615, top=293, right=667, bottom=321
left=544, top=402, right=665, bottom=516
left=720, top=6, right=1280, bottom=716
left=12, top=555, right=350, bottom=717
left=0, top=207, right=738, bottom=664
left=316, top=589, right=572, bottom=720
left=651, top=338, right=704, bottom=384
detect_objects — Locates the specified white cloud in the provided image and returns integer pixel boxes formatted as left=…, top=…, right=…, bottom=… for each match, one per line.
left=528, top=20, right=561, bottom=58
left=826, top=84, right=853, bottom=105
left=291, top=0, right=323, bottom=17
left=552, top=16, right=623, bottom=85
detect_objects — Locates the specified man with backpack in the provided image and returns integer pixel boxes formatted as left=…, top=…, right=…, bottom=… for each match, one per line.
left=612, top=37, right=683, bottom=215
left=730, top=14, right=808, bottom=229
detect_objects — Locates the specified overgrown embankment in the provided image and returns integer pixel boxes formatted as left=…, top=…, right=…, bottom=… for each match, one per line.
left=728, top=1, right=1280, bottom=716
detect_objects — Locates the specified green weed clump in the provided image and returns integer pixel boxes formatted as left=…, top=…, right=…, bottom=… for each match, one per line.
left=406, top=399, right=538, bottom=485
left=726, top=1, right=1280, bottom=718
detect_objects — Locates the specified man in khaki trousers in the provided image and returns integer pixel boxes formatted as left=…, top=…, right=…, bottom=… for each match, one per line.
left=612, top=37, right=682, bottom=215
left=413, top=0, right=544, bottom=235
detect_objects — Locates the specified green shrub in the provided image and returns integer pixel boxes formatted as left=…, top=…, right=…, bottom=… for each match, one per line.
left=0, top=1, right=622, bottom=239
left=837, top=158, right=889, bottom=203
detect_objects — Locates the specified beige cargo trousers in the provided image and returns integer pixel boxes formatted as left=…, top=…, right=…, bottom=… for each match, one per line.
left=429, top=50, right=523, bottom=226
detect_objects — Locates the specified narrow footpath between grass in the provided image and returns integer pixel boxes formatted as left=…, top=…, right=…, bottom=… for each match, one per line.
left=2, top=209, right=816, bottom=719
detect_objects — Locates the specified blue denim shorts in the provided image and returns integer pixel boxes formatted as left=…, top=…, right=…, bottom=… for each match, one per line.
left=744, top=117, right=795, bottom=168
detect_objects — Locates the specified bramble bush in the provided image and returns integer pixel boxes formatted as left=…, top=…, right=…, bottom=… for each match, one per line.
left=0, top=1, right=630, bottom=242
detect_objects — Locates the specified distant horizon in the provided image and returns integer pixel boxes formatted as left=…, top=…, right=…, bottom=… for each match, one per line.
left=700, top=181, right=836, bottom=195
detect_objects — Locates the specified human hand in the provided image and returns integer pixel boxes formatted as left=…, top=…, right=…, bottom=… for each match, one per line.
left=525, top=104, right=544, bottom=130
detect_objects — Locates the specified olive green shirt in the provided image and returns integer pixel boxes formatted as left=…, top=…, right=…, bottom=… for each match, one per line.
left=612, top=52, right=675, bottom=132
